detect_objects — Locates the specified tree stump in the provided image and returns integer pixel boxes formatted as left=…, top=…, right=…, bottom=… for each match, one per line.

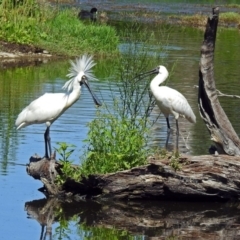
left=198, top=7, right=240, bottom=155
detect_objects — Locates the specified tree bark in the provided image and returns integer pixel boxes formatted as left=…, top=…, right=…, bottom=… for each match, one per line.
left=198, top=7, right=240, bottom=155
left=27, top=154, right=240, bottom=201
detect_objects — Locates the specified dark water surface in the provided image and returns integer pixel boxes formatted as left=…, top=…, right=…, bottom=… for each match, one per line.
left=1, top=1, right=240, bottom=239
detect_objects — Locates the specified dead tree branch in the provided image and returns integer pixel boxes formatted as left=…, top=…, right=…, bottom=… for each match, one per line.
left=198, top=7, right=240, bottom=155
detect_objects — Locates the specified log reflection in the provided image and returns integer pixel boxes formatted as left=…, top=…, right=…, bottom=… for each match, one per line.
left=25, top=198, right=240, bottom=239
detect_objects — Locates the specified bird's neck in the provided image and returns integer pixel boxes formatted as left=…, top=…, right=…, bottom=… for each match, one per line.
left=150, top=72, right=168, bottom=92
left=65, top=86, right=81, bottom=109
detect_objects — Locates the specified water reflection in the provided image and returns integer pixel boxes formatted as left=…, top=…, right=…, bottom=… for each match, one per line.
left=25, top=198, right=240, bottom=239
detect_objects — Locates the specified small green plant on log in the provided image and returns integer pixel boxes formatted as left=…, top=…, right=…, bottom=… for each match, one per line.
left=169, top=151, right=181, bottom=171
left=54, top=142, right=81, bottom=184
left=81, top=106, right=150, bottom=174
left=149, top=148, right=181, bottom=171
left=55, top=142, right=76, bottom=162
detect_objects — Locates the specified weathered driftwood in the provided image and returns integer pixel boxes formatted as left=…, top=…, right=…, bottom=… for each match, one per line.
left=198, top=7, right=240, bottom=155
left=27, top=154, right=240, bottom=201
left=26, top=153, right=60, bottom=196
left=67, top=155, right=240, bottom=201
left=25, top=197, right=240, bottom=239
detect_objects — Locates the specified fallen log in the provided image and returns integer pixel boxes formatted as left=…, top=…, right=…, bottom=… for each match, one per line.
left=27, top=154, right=240, bottom=201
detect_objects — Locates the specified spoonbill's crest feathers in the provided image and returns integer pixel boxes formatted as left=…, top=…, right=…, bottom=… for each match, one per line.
left=63, top=54, right=97, bottom=92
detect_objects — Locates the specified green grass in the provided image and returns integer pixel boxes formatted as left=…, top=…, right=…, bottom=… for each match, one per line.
left=0, top=0, right=119, bottom=56
left=176, top=12, right=240, bottom=28
left=220, top=12, right=240, bottom=25
left=226, top=4, right=240, bottom=9
left=37, top=9, right=119, bottom=56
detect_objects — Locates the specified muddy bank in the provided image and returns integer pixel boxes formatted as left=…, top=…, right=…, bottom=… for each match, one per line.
left=0, top=41, right=63, bottom=68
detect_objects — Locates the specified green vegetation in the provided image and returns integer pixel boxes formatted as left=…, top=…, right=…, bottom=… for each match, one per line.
left=54, top=142, right=81, bottom=185
left=79, top=222, right=135, bottom=239
left=81, top=106, right=150, bottom=175
left=169, top=153, right=181, bottom=171
left=0, top=0, right=119, bottom=56
left=80, top=26, right=164, bottom=176
left=220, top=12, right=240, bottom=25
left=177, top=12, right=240, bottom=28
left=53, top=210, right=135, bottom=240
left=226, top=4, right=240, bottom=8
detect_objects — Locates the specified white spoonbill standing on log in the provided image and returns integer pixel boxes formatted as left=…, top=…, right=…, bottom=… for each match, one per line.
left=140, top=65, right=196, bottom=151
left=15, top=54, right=102, bottom=159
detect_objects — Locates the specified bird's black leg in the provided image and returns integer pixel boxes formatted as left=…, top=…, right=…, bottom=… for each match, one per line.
left=165, top=117, right=171, bottom=149
left=40, top=225, right=45, bottom=240
left=176, top=119, right=179, bottom=152
left=44, top=126, right=51, bottom=159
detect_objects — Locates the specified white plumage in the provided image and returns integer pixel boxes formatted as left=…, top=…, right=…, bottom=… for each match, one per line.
left=141, top=65, right=196, bottom=151
left=15, top=54, right=101, bottom=159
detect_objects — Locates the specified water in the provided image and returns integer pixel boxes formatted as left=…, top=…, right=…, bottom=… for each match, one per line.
left=1, top=1, right=240, bottom=239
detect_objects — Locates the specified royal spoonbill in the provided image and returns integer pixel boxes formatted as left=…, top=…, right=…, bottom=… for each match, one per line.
left=78, top=7, right=98, bottom=21
left=15, top=54, right=102, bottom=159
left=140, top=65, right=196, bottom=151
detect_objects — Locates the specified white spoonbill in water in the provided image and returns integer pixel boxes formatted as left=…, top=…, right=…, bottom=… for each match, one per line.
left=140, top=65, right=196, bottom=151
left=15, top=54, right=102, bottom=159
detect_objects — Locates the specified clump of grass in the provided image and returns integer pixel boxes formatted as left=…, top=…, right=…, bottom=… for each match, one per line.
left=0, top=0, right=119, bottom=56
left=226, top=4, right=240, bottom=9
left=80, top=107, right=150, bottom=175
left=38, top=9, right=118, bottom=56
left=176, top=12, right=240, bottom=28
left=220, top=12, right=240, bottom=25
left=177, top=14, right=207, bottom=27
left=54, top=142, right=81, bottom=184
left=0, top=0, right=44, bottom=44
left=169, top=152, right=181, bottom=171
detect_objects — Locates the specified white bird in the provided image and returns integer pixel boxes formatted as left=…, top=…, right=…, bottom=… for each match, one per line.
left=15, top=54, right=102, bottom=159
left=140, top=65, right=196, bottom=151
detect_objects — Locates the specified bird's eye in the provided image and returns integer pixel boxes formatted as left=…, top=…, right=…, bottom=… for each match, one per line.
left=79, top=75, right=86, bottom=86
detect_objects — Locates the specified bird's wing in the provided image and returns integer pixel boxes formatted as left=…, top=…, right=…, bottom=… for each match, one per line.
left=16, top=93, right=67, bottom=129
left=170, top=90, right=196, bottom=123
